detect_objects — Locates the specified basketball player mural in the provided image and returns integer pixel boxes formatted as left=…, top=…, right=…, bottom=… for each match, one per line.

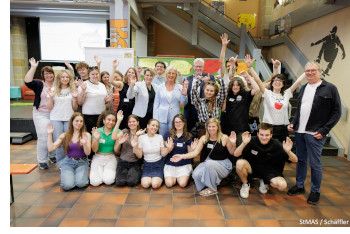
left=310, top=26, right=346, bottom=76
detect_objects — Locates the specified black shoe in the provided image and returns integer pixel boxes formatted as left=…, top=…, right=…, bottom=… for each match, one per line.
left=39, top=163, right=49, bottom=170
left=287, top=184, right=305, bottom=196
left=49, top=156, right=57, bottom=164
left=307, top=191, right=320, bottom=205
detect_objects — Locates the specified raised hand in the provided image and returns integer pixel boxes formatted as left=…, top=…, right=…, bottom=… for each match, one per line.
left=220, top=33, right=230, bottom=46
left=105, top=94, right=113, bottom=103
left=65, top=61, right=73, bottom=70
left=80, top=132, right=88, bottom=145
left=165, top=137, right=174, bottom=149
left=130, top=75, right=137, bottom=87
left=244, top=54, right=255, bottom=69
left=203, top=75, right=210, bottom=83
left=241, top=131, right=251, bottom=144
left=229, top=131, right=237, bottom=145
left=136, top=128, right=146, bottom=136
left=170, top=154, right=183, bottom=163
left=91, top=127, right=101, bottom=140
left=179, top=83, right=188, bottom=96
left=183, top=79, right=189, bottom=89
left=271, top=58, right=281, bottom=68
left=116, top=110, right=124, bottom=122
left=190, top=138, right=199, bottom=151
left=283, top=137, right=293, bottom=152
left=112, top=59, right=119, bottom=68
left=240, top=70, right=250, bottom=79
left=47, top=88, right=55, bottom=98
left=94, top=55, right=101, bottom=65
left=229, top=55, right=238, bottom=64
left=46, top=123, right=55, bottom=134
left=71, top=88, right=79, bottom=99
left=118, top=133, right=129, bottom=145
left=77, top=79, right=87, bottom=90
left=130, top=135, right=138, bottom=148
left=29, top=57, right=39, bottom=68
left=137, top=66, right=143, bottom=75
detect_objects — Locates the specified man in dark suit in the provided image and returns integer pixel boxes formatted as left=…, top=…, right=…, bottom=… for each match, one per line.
left=184, top=58, right=215, bottom=132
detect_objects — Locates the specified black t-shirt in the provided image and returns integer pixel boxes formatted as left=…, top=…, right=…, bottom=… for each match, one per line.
left=201, top=140, right=230, bottom=161
left=225, top=90, right=253, bottom=132
left=242, top=136, right=288, bottom=175
left=146, top=85, right=155, bottom=114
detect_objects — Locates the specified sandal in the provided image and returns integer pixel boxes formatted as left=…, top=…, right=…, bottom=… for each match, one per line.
left=199, top=188, right=218, bottom=196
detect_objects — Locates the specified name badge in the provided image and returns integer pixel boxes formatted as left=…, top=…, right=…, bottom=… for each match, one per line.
left=236, top=95, right=242, bottom=101
left=176, top=143, right=183, bottom=147
left=251, top=150, right=258, bottom=155
left=99, top=139, right=105, bottom=144
left=229, top=98, right=235, bottom=102
left=207, top=143, right=213, bottom=149
left=124, top=98, right=129, bottom=102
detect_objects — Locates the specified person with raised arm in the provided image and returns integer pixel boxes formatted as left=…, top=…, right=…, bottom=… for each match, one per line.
left=89, top=110, right=123, bottom=186
left=246, top=54, right=306, bottom=143
left=47, top=112, right=91, bottom=190
left=234, top=123, right=297, bottom=199
left=113, top=115, right=146, bottom=187
left=24, top=57, right=56, bottom=169
left=170, top=118, right=236, bottom=196
left=127, top=68, right=158, bottom=129
left=163, top=114, right=198, bottom=188
left=46, top=70, right=78, bottom=166
left=132, top=119, right=172, bottom=189
left=108, top=60, right=125, bottom=113
left=153, top=65, right=188, bottom=138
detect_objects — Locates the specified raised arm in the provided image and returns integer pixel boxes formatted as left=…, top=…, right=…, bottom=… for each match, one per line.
left=65, top=61, right=75, bottom=77
left=71, top=88, right=79, bottom=110
left=161, top=137, right=174, bottom=157
left=46, top=88, right=55, bottom=111
left=94, top=55, right=101, bottom=74
left=190, top=78, right=202, bottom=109
left=80, top=132, right=92, bottom=156
left=226, top=131, right=237, bottom=155
left=289, top=72, right=306, bottom=93
left=216, top=78, right=227, bottom=108
left=245, top=55, right=265, bottom=94
left=47, top=123, right=64, bottom=152
left=240, top=70, right=259, bottom=96
left=24, top=58, right=39, bottom=83
left=283, top=137, right=297, bottom=162
left=271, top=58, right=281, bottom=75
left=91, top=127, right=101, bottom=153
left=126, top=75, right=138, bottom=99
left=136, top=66, right=143, bottom=82
left=111, top=110, right=124, bottom=140
left=131, top=135, right=143, bottom=159
left=233, top=131, right=251, bottom=157
left=219, top=33, right=230, bottom=78
left=77, top=80, right=87, bottom=105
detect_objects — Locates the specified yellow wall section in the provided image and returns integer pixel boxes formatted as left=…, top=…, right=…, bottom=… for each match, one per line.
left=269, top=7, right=350, bottom=153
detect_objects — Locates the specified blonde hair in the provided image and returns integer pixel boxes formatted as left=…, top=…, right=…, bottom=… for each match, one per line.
left=54, top=70, right=75, bottom=96
left=204, top=118, right=223, bottom=144
left=164, top=65, right=178, bottom=83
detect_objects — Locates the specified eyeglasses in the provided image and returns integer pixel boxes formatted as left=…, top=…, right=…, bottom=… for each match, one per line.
left=305, top=69, right=318, bottom=73
left=174, top=121, right=183, bottom=124
left=156, top=65, right=164, bottom=68
left=194, top=65, right=203, bottom=68
left=273, top=79, right=283, bottom=83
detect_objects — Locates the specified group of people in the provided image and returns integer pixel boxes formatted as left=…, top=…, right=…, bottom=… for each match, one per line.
left=24, top=33, right=341, bottom=205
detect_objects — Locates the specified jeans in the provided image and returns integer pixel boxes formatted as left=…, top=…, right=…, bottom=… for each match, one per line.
left=50, top=120, right=69, bottom=166
left=32, top=109, right=55, bottom=163
left=295, top=133, right=327, bottom=193
left=60, top=156, right=89, bottom=190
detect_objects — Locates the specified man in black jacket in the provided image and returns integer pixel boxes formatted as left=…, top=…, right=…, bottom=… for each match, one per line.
left=287, top=61, right=341, bottom=205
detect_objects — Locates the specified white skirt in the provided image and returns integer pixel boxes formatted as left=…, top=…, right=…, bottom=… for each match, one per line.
left=164, top=164, right=193, bottom=178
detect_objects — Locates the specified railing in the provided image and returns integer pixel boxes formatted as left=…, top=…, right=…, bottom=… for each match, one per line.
left=200, top=0, right=237, bottom=24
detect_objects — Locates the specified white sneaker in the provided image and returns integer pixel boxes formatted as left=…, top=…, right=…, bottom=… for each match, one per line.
left=240, top=183, right=250, bottom=199
left=259, top=179, right=269, bottom=194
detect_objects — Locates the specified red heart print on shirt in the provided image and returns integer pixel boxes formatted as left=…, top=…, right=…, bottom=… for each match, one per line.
left=274, top=102, right=283, bottom=110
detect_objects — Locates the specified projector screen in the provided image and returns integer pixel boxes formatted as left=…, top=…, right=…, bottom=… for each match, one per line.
left=40, top=18, right=107, bottom=62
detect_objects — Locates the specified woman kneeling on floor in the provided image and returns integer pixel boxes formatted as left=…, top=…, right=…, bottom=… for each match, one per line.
left=133, top=119, right=173, bottom=189
left=113, top=115, right=146, bottom=187
left=47, top=112, right=91, bottom=190
left=90, top=110, right=123, bottom=186
left=170, top=118, right=236, bottom=196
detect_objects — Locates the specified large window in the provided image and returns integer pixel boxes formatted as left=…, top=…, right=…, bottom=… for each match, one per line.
left=40, top=18, right=107, bottom=62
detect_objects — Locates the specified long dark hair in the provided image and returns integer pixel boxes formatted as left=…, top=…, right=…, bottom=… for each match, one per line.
left=169, top=114, right=192, bottom=141
left=63, top=112, right=86, bottom=155
left=227, top=77, right=247, bottom=95
left=126, top=115, right=140, bottom=131
left=96, top=110, right=117, bottom=128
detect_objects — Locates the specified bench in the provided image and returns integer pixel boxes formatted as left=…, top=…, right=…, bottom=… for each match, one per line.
left=10, top=164, right=38, bottom=204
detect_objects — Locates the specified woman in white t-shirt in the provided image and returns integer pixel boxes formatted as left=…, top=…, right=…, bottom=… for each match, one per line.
left=77, top=67, right=113, bottom=137
left=47, top=70, right=78, bottom=165
left=132, top=119, right=173, bottom=189
left=245, top=54, right=306, bottom=142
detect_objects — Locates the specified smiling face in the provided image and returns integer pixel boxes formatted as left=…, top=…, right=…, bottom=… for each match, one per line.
left=174, top=117, right=184, bottom=131
left=114, top=73, right=123, bottom=82
left=155, top=62, right=165, bottom=76
left=207, top=122, right=218, bottom=136
left=147, top=120, right=159, bottom=135
left=271, top=77, right=284, bottom=92
left=59, top=72, right=70, bottom=86
left=193, top=61, right=204, bottom=76
left=166, top=69, right=177, bottom=83
left=128, top=116, right=139, bottom=131
left=204, top=84, right=215, bottom=99
left=257, top=129, right=272, bottom=145
left=89, top=69, right=99, bottom=83
left=72, top=115, right=84, bottom=131
left=305, top=63, right=322, bottom=84
left=232, top=80, right=241, bottom=95
left=103, top=114, right=116, bottom=130
left=144, top=70, right=154, bottom=85
left=43, top=71, right=54, bottom=83
left=77, top=67, right=88, bottom=79
left=127, top=68, right=136, bottom=80
left=101, top=73, right=110, bottom=85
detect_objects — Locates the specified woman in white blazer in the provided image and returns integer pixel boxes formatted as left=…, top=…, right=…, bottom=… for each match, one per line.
left=127, top=68, right=158, bottom=129
left=153, top=66, right=188, bottom=138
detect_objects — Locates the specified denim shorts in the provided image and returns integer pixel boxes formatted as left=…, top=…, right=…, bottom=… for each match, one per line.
left=142, top=158, right=165, bottom=180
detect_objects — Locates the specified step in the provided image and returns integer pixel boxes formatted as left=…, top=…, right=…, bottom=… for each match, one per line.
left=10, top=132, right=33, bottom=145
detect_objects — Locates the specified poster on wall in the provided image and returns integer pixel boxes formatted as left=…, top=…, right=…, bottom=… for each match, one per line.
left=137, top=57, right=255, bottom=80
left=237, top=14, right=256, bottom=29
left=274, top=13, right=292, bottom=34
left=310, top=26, right=346, bottom=76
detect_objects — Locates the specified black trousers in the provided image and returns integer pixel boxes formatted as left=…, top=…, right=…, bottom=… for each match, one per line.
left=115, top=159, right=142, bottom=187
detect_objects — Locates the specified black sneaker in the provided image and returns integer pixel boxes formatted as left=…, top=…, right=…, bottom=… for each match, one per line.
left=307, top=192, right=320, bottom=205
left=287, top=184, right=305, bottom=196
left=49, top=157, right=57, bottom=164
left=39, top=163, right=49, bottom=169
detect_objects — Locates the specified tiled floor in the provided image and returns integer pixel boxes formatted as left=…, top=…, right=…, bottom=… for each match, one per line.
left=10, top=140, right=350, bottom=227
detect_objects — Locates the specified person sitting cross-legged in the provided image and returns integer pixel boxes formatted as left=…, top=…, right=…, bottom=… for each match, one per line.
left=234, top=123, right=298, bottom=199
